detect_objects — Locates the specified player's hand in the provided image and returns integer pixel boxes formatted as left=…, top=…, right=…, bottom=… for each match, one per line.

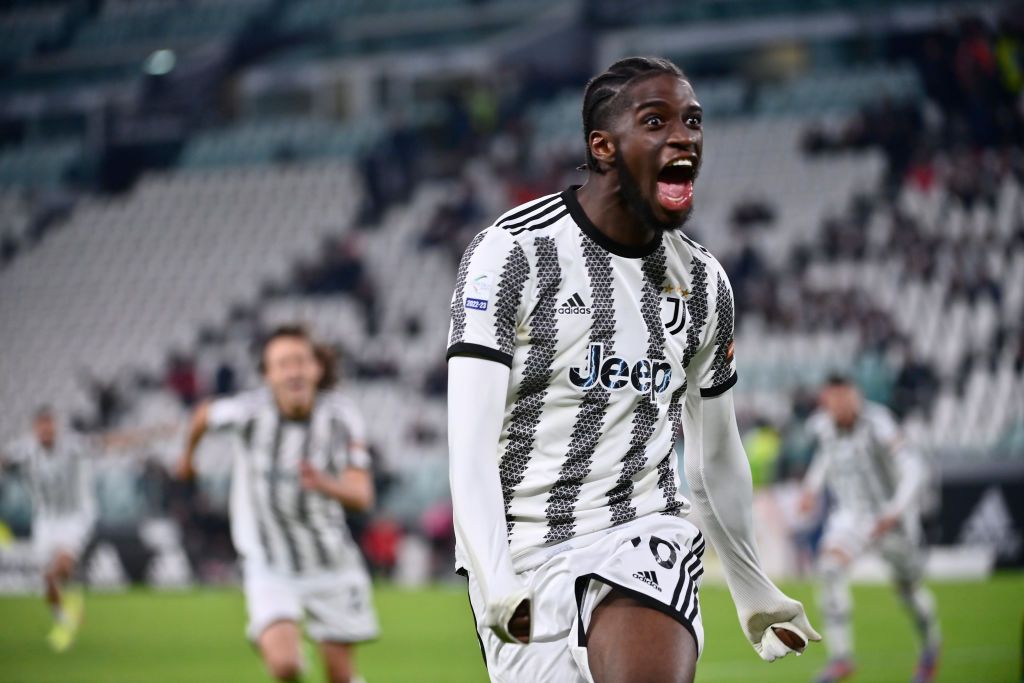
left=797, top=490, right=817, bottom=517
left=871, top=513, right=899, bottom=539
left=507, top=599, right=531, bottom=643
left=174, top=456, right=196, bottom=481
left=483, top=589, right=532, bottom=644
left=750, top=600, right=821, bottom=662
left=299, top=461, right=325, bottom=492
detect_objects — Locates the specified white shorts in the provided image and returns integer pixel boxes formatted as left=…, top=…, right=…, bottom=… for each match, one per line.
left=821, top=510, right=924, bottom=581
left=464, top=515, right=705, bottom=683
left=33, top=517, right=94, bottom=565
left=243, top=561, right=379, bottom=644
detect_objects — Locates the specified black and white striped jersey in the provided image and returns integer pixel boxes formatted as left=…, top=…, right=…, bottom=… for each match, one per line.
left=805, top=402, right=909, bottom=518
left=208, top=389, right=371, bottom=576
left=447, top=186, right=738, bottom=570
left=3, top=434, right=94, bottom=522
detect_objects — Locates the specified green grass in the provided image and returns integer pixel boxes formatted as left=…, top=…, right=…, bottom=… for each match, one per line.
left=0, top=576, right=1021, bottom=682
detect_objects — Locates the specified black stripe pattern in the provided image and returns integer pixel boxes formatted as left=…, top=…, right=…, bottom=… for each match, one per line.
left=295, top=423, right=331, bottom=568
left=671, top=532, right=706, bottom=623
left=681, top=256, right=709, bottom=373
left=500, top=236, right=561, bottom=534
left=492, top=241, right=530, bottom=358
left=544, top=235, right=616, bottom=544
left=495, top=193, right=560, bottom=229
left=658, top=383, right=688, bottom=515
left=448, top=230, right=487, bottom=347
left=608, top=244, right=669, bottom=526
left=247, top=420, right=275, bottom=566
left=708, top=272, right=735, bottom=389
left=267, top=419, right=303, bottom=573
left=497, top=195, right=567, bottom=236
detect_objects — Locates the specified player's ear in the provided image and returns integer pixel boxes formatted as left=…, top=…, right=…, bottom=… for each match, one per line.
left=588, top=129, right=616, bottom=169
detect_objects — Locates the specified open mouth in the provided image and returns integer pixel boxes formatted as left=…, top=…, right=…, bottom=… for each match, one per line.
left=656, top=158, right=696, bottom=213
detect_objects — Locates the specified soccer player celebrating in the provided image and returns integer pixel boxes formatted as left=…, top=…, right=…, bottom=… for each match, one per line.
left=176, top=325, right=377, bottom=683
left=446, top=56, right=818, bottom=682
left=800, top=376, right=940, bottom=683
left=1, top=406, right=95, bottom=652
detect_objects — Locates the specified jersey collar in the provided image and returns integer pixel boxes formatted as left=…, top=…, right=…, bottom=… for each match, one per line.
left=562, top=185, right=662, bottom=259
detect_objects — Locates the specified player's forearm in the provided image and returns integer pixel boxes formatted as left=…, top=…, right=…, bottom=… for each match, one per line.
left=182, top=402, right=210, bottom=462
left=683, top=391, right=794, bottom=634
left=315, top=469, right=374, bottom=511
left=800, top=451, right=826, bottom=497
left=884, top=444, right=926, bottom=517
left=447, top=357, right=524, bottom=602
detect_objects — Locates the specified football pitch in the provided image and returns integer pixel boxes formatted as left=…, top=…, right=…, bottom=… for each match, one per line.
left=1, top=575, right=1021, bottom=683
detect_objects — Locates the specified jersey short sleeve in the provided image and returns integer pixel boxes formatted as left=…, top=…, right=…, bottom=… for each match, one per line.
left=207, top=394, right=254, bottom=431
left=333, top=401, right=371, bottom=470
left=867, top=404, right=901, bottom=448
left=686, top=262, right=738, bottom=398
left=446, top=226, right=531, bottom=368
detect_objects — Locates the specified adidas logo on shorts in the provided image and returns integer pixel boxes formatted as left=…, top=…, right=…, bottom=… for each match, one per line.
left=633, top=569, right=662, bottom=592
left=557, top=292, right=591, bottom=315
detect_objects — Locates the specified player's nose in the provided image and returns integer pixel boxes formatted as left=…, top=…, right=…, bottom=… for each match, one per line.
left=665, top=120, right=699, bottom=150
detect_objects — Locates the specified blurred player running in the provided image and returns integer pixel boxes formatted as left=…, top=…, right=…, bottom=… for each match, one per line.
left=447, top=56, right=818, bottom=683
left=1, top=407, right=95, bottom=652
left=177, top=325, right=377, bottom=683
left=799, top=376, right=940, bottom=683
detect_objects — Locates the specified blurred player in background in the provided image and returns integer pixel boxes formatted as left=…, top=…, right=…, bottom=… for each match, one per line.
left=447, top=56, right=818, bottom=683
left=176, top=324, right=377, bottom=683
left=0, top=406, right=95, bottom=652
left=799, top=375, right=940, bottom=683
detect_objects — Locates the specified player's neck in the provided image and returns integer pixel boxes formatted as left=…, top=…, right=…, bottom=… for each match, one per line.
left=576, top=177, right=658, bottom=248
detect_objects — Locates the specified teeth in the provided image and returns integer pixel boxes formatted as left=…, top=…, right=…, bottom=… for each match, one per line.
left=668, top=159, right=693, bottom=167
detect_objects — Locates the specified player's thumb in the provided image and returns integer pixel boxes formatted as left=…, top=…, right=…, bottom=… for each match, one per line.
left=790, top=611, right=822, bottom=642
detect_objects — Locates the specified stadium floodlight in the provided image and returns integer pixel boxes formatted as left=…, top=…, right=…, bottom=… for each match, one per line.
left=143, top=49, right=177, bottom=77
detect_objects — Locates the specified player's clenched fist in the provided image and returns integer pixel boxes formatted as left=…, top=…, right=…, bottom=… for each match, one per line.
left=482, top=591, right=532, bottom=644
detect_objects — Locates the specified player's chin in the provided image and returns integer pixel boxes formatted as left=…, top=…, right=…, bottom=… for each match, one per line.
left=652, top=204, right=692, bottom=232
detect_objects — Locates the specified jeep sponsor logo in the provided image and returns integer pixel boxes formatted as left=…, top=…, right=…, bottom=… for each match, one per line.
left=568, top=342, right=672, bottom=398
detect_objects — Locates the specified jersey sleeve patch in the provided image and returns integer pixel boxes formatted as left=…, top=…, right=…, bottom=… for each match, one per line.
left=447, top=227, right=530, bottom=366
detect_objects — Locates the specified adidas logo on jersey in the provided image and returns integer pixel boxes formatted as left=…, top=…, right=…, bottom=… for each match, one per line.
left=633, top=569, right=662, bottom=592
left=557, top=293, right=591, bottom=315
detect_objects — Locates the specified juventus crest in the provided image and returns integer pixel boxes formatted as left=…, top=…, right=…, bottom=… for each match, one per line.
left=663, top=297, right=686, bottom=335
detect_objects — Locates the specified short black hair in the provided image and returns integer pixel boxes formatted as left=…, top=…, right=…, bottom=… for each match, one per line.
left=581, top=56, right=687, bottom=173
left=824, top=373, right=853, bottom=387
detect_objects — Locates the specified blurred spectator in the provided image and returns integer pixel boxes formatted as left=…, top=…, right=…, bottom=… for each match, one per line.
left=891, top=348, right=940, bottom=419
left=213, top=361, right=236, bottom=396
left=166, top=353, right=199, bottom=408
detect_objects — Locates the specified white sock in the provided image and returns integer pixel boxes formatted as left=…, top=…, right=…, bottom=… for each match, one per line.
left=896, top=580, right=940, bottom=649
left=818, top=556, right=853, bottom=661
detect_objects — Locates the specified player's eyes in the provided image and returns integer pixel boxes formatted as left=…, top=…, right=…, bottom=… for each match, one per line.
left=643, top=115, right=664, bottom=127
left=686, top=116, right=702, bottom=128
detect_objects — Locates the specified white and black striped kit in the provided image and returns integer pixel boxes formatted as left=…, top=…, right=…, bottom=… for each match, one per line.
left=4, top=434, right=94, bottom=522
left=807, top=402, right=905, bottom=517
left=447, top=186, right=738, bottom=571
left=208, top=389, right=370, bottom=576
